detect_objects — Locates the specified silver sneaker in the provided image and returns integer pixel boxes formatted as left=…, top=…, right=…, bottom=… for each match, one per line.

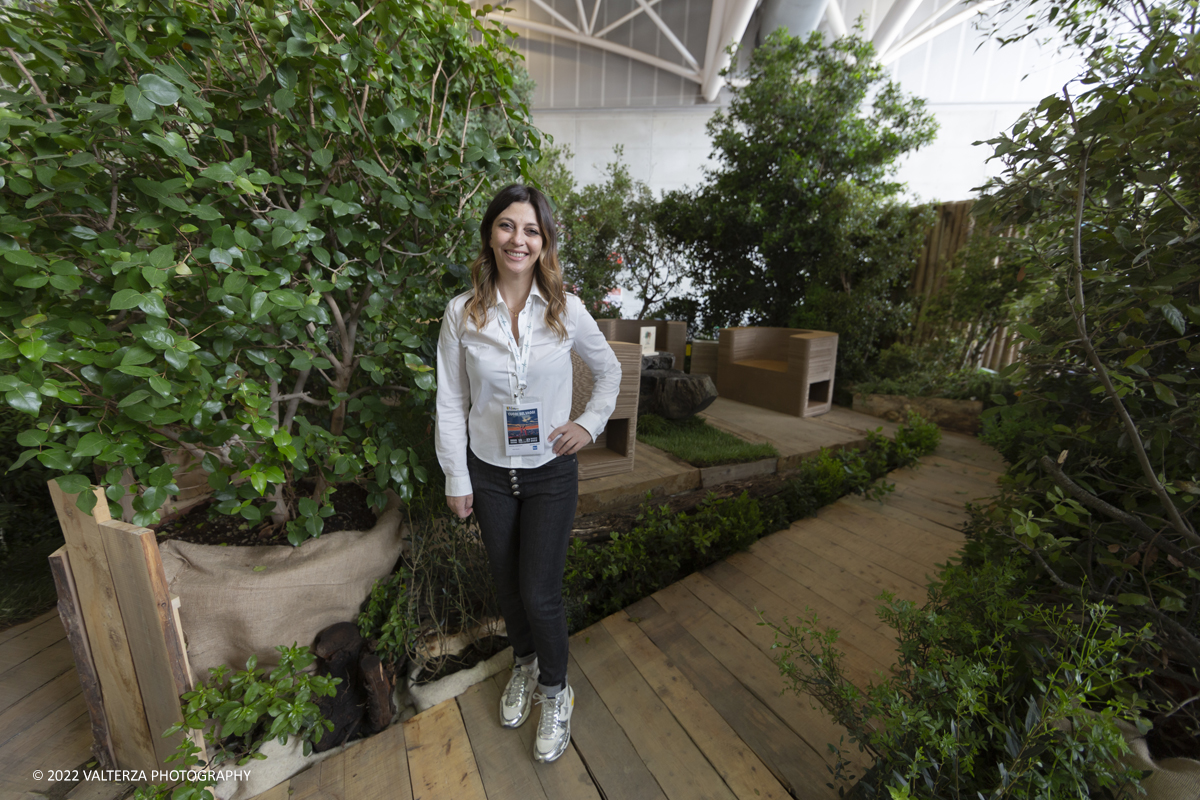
left=499, top=661, right=539, bottom=728
left=532, top=684, right=574, bottom=763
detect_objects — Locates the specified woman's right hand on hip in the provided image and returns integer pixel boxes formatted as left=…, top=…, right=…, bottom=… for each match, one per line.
left=447, top=494, right=474, bottom=519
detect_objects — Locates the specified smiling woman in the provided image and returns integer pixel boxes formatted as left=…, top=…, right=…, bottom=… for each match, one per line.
left=435, top=183, right=622, bottom=764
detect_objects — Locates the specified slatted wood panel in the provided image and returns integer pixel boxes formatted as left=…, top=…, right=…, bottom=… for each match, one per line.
left=4, top=431, right=998, bottom=800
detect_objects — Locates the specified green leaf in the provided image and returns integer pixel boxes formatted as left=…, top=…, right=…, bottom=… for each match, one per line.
left=1161, top=303, right=1186, bottom=335
left=19, top=339, right=48, bottom=361
left=118, top=390, right=151, bottom=408
left=111, top=289, right=145, bottom=310
left=1015, top=323, right=1041, bottom=342
left=1152, top=382, right=1178, bottom=407
left=56, top=474, right=93, bottom=494
left=201, top=163, right=236, bottom=182
left=6, top=386, right=41, bottom=414
left=1117, top=593, right=1149, bottom=606
left=139, top=74, right=181, bottom=106
left=268, top=289, right=304, bottom=309
left=124, top=84, right=156, bottom=120
left=73, top=432, right=107, bottom=458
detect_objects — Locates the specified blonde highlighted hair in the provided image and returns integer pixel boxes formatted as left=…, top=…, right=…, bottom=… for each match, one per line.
left=464, top=184, right=568, bottom=340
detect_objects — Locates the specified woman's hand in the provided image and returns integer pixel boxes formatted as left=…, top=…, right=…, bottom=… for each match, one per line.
left=446, top=494, right=473, bottom=519
left=548, top=421, right=591, bottom=456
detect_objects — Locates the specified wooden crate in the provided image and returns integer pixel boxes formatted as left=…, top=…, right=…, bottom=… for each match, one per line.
left=47, top=481, right=203, bottom=775
left=572, top=340, right=642, bottom=480
left=688, top=339, right=719, bottom=380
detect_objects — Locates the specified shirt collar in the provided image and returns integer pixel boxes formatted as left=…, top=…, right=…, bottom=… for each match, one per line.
left=494, top=281, right=545, bottom=311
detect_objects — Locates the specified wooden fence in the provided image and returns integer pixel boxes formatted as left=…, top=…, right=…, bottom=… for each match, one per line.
left=908, top=199, right=1022, bottom=371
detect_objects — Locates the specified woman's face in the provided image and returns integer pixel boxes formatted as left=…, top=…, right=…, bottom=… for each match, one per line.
left=489, top=201, right=543, bottom=283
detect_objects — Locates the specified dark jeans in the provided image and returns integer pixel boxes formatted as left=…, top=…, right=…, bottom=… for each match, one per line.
left=468, top=448, right=578, bottom=690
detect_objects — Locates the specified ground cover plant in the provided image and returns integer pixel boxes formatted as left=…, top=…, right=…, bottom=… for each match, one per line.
left=0, top=0, right=539, bottom=546
left=565, top=413, right=940, bottom=630
left=635, top=413, right=778, bottom=467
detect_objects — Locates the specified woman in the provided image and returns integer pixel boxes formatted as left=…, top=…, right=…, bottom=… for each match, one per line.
left=434, top=184, right=622, bottom=762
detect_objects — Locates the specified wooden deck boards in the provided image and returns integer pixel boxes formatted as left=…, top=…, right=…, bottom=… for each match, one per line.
left=1, top=416, right=1001, bottom=800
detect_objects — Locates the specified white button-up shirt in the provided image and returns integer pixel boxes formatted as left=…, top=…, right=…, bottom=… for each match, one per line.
left=435, top=284, right=622, bottom=497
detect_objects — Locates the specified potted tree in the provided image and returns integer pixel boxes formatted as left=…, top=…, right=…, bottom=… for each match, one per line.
left=0, top=0, right=541, bottom=780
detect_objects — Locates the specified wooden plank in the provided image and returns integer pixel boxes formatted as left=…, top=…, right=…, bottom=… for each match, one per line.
left=602, top=613, right=791, bottom=800
left=0, top=669, right=83, bottom=750
left=48, top=481, right=157, bottom=770
left=0, top=609, right=58, bottom=646
left=762, top=523, right=927, bottom=604
left=504, top=674, right=603, bottom=800
left=818, top=504, right=962, bottom=574
left=249, top=783, right=292, bottom=800
left=884, top=492, right=971, bottom=531
left=715, top=549, right=897, bottom=666
left=343, top=723, right=413, bottom=800
left=651, top=580, right=866, bottom=765
left=571, top=619, right=738, bottom=800
left=456, top=676, right=549, bottom=800
left=99, top=517, right=195, bottom=766
left=65, top=776, right=134, bottom=800
left=837, top=494, right=964, bottom=543
left=48, top=547, right=116, bottom=769
left=627, top=596, right=842, bottom=796
left=405, top=699, right=487, bottom=800
left=0, top=638, right=75, bottom=716
left=565, top=651, right=667, bottom=800
left=0, top=696, right=92, bottom=789
left=0, top=613, right=66, bottom=672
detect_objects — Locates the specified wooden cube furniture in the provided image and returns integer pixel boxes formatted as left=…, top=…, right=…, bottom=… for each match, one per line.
left=571, top=340, right=642, bottom=479
left=716, top=327, right=838, bottom=417
left=595, top=319, right=686, bottom=367
left=688, top=339, right=719, bottom=380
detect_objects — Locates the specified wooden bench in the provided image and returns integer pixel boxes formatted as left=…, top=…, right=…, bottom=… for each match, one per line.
left=717, top=327, right=839, bottom=417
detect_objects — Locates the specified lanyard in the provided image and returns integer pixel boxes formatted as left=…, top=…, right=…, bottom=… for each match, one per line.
left=499, top=301, right=533, bottom=400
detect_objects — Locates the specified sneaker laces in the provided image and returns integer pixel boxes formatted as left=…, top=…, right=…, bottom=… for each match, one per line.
left=535, top=691, right=566, bottom=739
left=505, top=663, right=533, bottom=707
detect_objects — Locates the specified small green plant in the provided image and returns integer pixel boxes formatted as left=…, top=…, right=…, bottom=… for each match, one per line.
left=565, top=491, right=765, bottom=630
left=636, top=413, right=779, bottom=467
left=358, top=566, right=415, bottom=668
left=134, top=645, right=338, bottom=800
left=567, top=413, right=941, bottom=630
left=768, top=556, right=1151, bottom=799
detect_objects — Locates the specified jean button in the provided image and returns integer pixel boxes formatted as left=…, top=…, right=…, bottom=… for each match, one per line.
left=513, top=490, right=521, bottom=496
left=508, top=469, right=516, bottom=475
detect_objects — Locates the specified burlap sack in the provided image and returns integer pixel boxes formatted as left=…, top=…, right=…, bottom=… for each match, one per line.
left=160, top=496, right=406, bottom=682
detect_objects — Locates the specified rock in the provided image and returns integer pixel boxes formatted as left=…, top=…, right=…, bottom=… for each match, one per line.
left=641, top=352, right=675, bottom=371
left=639, top=369, right=718, bottom=419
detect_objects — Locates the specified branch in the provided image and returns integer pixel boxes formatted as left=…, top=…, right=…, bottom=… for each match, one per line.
left=149, top=425, right=233, bottom=468
left=346, top=384, right=410, bottom=400
left=1039, top=456, right=1200, bottom=569
left=282, top=367, right=312, bottom=433
left=5, top=48, right=57, bottom=122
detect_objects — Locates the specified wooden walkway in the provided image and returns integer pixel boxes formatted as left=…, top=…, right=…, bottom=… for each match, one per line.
left=0, top=430, right=1002, bottom=800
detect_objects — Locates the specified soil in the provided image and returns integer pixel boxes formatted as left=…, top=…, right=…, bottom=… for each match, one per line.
left=153, top=481, right=378, bottom=546
left=413, top=635, right=510, bottom=684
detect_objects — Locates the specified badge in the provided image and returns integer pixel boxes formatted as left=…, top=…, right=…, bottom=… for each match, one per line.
left=503, top=397, right=544, bottom=456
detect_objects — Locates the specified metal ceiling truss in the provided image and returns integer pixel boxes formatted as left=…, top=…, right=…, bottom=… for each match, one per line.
left=479, top=0, right=1000, bottom=101
left=480, top=0, right=758, bottom=101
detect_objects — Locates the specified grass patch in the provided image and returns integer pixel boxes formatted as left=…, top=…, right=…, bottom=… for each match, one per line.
left=636, top=413, right=778, bottom=467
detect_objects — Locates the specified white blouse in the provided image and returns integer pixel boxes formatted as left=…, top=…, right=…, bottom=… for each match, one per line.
left=434, top=283, right=622, bottom=497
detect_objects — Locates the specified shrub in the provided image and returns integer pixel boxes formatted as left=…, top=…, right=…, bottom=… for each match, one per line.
left=135, top=645, right=338, bottom=800
left=769, top=556, right=1151, bottom=799
left=0, top=0, right=539, bottom=542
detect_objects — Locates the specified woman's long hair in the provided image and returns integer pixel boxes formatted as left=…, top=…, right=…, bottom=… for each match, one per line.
left=464, top=184, right=568, bottom=341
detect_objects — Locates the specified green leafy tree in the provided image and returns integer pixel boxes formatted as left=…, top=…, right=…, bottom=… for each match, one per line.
left=660, top=28, right=937, bottom=337
left=974, top=0, right=1200, bottom=744
left=0, top=0, right=540, bottom=542
left=555, top=150, right=631, bottom=314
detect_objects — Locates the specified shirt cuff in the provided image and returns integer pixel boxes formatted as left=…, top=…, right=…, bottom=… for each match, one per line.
left=445, top=473, right=473, bottom=497
left=573, top=412, right=605, bottom=443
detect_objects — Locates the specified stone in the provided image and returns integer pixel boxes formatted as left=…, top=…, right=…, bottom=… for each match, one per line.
left=639, top=369, right=719, bottom=419
left=641, top=352, right=676, bottom=371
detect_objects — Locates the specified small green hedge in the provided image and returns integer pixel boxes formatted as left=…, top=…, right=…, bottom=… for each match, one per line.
left=564, top=412, right=941, bottom=631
